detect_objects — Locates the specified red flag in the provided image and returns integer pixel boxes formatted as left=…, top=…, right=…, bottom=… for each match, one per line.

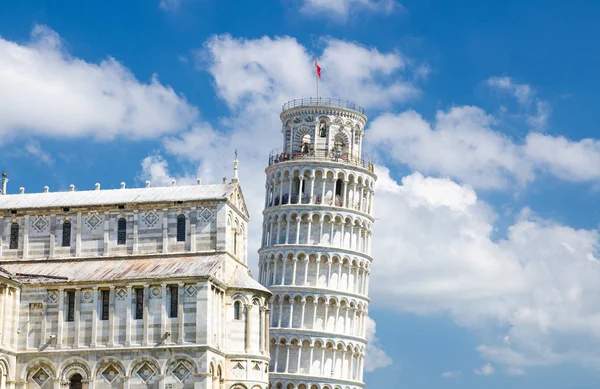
left=315, top=59, right=321, bottom=78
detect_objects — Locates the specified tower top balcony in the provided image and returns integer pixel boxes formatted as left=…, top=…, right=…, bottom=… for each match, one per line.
left=267, top=148, right=375, bottom=174
left=281, top=98, right=366, bottom=117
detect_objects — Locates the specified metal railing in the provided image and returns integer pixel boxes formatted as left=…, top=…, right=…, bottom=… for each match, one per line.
left=282, top=98, right=365, bottom=115
left=268, top=149, right=375, bottom=172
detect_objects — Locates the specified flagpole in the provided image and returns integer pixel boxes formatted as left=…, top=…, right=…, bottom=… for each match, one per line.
left=316, top=56, right=319, bottom=103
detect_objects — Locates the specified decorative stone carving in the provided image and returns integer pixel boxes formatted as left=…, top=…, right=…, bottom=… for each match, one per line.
left=47, top=290, right=59, bottom=304
left=115, top=287, right=127, bottom=300
left=32, top=368, right=50, bottom=386
left=142, top=211, right=159, bottom=227
left=199, top=208, right=213, bottom=222
left=32, top=216, right=49, bottom=233
left=135, top=363, right=155, bottom=383
left=81, top=289, right=93, bottom=303
left=150, top=286, right=161, bottom=299
left=171, top=362, right=190, bottom=382
left=101, top=365, right=120, bottom=383
left=184, top=284, right=197, bottom=297
left=86, top=213, right=102, bottom=230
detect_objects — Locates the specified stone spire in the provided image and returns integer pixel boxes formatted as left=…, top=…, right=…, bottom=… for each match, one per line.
left=1, top=171, right=8, bottom=195
left=232, top=149, right=239, bottom=183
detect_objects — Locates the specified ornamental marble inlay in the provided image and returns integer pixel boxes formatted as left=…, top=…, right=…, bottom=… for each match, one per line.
left=47, top=290, right=59, bottom=304
left=101, top=365, right=119, bottom=383
left=199, top=208, right=213, bottom=222
left=86, top=213, right=102, bottom=230
left=32, top=216, right=49, bottom=233
left=171, top=362, right=190, bottom=382
left=81, top=289, right=93, bottom=303
left=142, top=211, right=159, bottom=227
left=115, top=288, right=127, bottom=300
left=150, top=286, right=161, bottom=299
left=184, top=284, right=197, bottom=297
left=32, top=368, right=50, bottom=386
left=135, top=363, right=155, bottom=383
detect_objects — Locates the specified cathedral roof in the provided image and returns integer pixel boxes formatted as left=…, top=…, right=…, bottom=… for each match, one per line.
left=0, top=183, right=237, bottom=210
left=227, top=266, right=271, bottom=294
left=1, top=254, right=227, bottom=284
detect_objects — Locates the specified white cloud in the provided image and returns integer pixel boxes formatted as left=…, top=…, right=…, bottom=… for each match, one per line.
left=368, top=107, right=600, bottom=189
left=441, top=371, right=461, bottom=378
left=370, top=168, right=600, bottom=367
left=24, top=139, right=53, bottom=165
left=486, top=75, right=551, bottom=130
left=299, top=0, right=400, bottom=19
left=364, top=316, right=393, bottom=372
left=0, top=25, right=197, bottom=140
left=368, top=107, right=531, bottom=189
left=474, top=363, right=495, bottom=376
left=159, top=0, right=182, bottom=12
left=506, top=366, right=525, bottom=376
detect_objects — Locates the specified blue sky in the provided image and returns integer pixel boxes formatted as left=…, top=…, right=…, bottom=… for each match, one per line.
left=1, top=0, right=600, bottom=388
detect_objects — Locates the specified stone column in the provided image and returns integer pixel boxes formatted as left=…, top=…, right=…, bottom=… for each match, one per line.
left=74, top=288, right=81, bottom=347
left=300, top=299, right=306, bottom=328
left=295, top=219, right=301, bottom=244
left=12, top=288, right=19, bottom=349
left=22, top=215, right=29, bottom=259
left=108, top=286, right=115, bottom=346
left=162, top=209, right=168, bottom=253
left=285, top=220, right=290, bottom=244
left=90, top=287, right=98, bottom=347
left=56, top=288, right=64, bottom=349
left=0, top=287, right=5, bottom=346
left=265, top=308, right=271, bottom=356
left=75, top=212, right=82, bottom=256
left=177, top=283, right=185, bottom=344
left=125, top=286, right=132, bottom=346
left=142, top=284, right=149, bottom=346
left=288, top=299, right=295, bottom=328
left=309, top=176, right=315, bottom=204
left=276, top=220, right=281, bottom=245
left=132, top=210, right=139, bottom=254
left=303, top=258, right=310, bottom=286
left=306, top=218, right=312, bottom=245
left=259, top=306, right=265, bottom=354
left=277, top=300, right=283, bottom=328
left=160, top=283, right=167, bottom=342
left=103, top=212, right=110, bottom=256
left=291, top=258, right=297, bottom=286
left=280, top=260, right=287, bottom=286
left=245, top=304, right=252, bottom=353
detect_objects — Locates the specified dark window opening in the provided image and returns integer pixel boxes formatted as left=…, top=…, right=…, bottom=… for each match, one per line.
left=135, top=288, right=144, bottom=320
left=69, top=373, right=82, bottom=389
left=234, top=301, right=241, bottom=320
left=176, top=214, right=186, bottom=242
left=101, top=290, right=109, bottom=321
left=66, top=291, right=75, bottom=322
left=335, top=179, right=343, bottom=196
left=233, top=229, right=238, bottom=256
left=118, top=204, right=125, bottom=209
left=62, top=221, right=71, bottom=247
left=62, top=207, right=70, bottom=212
left=117, top=217, right=126, bottom=245
left=9, top=223, right=18, bottom=249
left=169, top=286, right=178, bottom=318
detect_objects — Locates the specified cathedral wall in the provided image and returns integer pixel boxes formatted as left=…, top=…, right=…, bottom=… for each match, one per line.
left=0, top=203, right=223, bottom=261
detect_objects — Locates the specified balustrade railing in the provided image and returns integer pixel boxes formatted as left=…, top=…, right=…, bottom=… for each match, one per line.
left=282, top=97, right=365, bottom=115
left=267, top=194, right=368, bottom=211
left=268, top=149, right=374, bottom=172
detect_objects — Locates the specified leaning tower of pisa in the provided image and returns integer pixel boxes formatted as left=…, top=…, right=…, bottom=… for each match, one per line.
left=258, top=98, right=376, bottom=389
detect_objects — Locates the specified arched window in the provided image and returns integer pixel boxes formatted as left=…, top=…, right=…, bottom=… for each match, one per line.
left=117, top=218, right=126, bottom=245
left=69, top=374, right=82, bottom=389
left=233, top=301, right=241, bottom=320
left=62, top=220, right=71, bottom=247
left=176, top=214, right=186, bottom=242
left=9, top=222, right=18, bottom=249
left=233, top=228, right=238, bottom=256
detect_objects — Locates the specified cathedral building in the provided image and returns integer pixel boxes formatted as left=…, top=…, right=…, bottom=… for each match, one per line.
left=0, top=97, right=377, bottom=389
left=258, top=98, right=376, bottom=389
left=0, top=166, right=272, bottom=389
